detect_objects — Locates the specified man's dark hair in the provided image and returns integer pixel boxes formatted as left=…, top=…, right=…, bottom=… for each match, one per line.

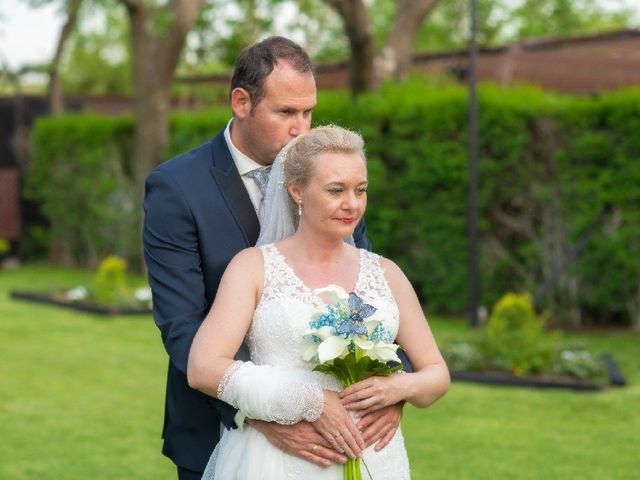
left=230, top=36, right=314, bottom=111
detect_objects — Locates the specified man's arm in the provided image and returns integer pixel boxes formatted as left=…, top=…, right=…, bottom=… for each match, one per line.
left=248, top=420, right=347, bottom=468
left=352, top=217, right=371, bottom=251
left=143, top=168, right=237, bottom=427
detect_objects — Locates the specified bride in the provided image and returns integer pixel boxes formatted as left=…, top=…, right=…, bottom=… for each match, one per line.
left=187, top=125, right=450, bottom=479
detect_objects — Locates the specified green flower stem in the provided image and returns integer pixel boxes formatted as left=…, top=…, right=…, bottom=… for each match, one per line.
left=312, top=346, right=402, bottom=479
left=344, top=457, right=362, bottom=480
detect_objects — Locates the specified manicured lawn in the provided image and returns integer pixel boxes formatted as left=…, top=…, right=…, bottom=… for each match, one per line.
left=1, top=265, right=638, bottom=479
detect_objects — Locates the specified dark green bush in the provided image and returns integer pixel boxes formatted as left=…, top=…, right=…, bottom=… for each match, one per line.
left=28, top=114, right=137, bottom=267
left=27, top=83, right=640, bottom=328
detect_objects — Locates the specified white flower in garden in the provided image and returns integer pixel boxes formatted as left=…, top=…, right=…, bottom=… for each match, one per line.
left=66, top=286, right=88, bottom=301
left=134, top=287, right=152, bottom=302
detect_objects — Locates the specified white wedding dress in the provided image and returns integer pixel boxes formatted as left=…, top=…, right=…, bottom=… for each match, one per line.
left=202, top=244, right=411, bottom=479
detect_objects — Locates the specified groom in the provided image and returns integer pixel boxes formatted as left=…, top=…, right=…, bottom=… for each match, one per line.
left=143, top=36, right=403, bottom=480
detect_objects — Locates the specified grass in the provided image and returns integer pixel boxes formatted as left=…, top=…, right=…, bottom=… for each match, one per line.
left=1, top=265, right=639, bottom=479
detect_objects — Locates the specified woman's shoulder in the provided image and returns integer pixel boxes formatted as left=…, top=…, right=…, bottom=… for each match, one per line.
left=361, top=249, right=398, bottom=270
left=228, top=246, right=265, bottom=270
left=365, top=252, right=408, bottom=286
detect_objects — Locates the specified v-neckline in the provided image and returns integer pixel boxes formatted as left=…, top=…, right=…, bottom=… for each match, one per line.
left=270, top=244, right=363, bottom=302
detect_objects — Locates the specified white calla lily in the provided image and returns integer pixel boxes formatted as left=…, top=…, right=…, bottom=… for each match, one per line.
left=370, top=342, right=401, bottom=363
left=302, top=342, right=320, bottom=362
left=317, top=335, right=350, bottom=363
left=353, top=337, right=374, bottom=351
left=367, top=307, right=390, bottom=323
left=312, top=284, right=349, bottom=304
left=363, top=318, right=380, bottom=336
left=315, top=326, right=335, bottom=340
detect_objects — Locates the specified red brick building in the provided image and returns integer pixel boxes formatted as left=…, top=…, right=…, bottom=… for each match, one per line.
left=178, top=29, right=640, bottom=95
left=415, top=28, right=640, bottom=94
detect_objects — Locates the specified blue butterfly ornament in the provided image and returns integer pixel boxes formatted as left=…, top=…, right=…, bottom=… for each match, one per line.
left=336, top=292, right=377, bottom=337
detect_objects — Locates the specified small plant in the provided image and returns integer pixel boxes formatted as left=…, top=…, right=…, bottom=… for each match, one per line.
left=442, top=341, right=485, bottom=372
left=482, top=292, right=557, bottom=376
left=551, top=345, right=606, bottom=381
left=93, top=255, right=129, bottom=306
left=0, top=238, right=9, bottom=258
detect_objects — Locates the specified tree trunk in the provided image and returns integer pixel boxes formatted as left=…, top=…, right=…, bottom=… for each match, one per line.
left=376, top=0, right=441, bottom=82
left=121, top=0, right=204, bottom=185
left=325, top=0, right=375, bottom=96
left=48, top=0, right=82, bottom=116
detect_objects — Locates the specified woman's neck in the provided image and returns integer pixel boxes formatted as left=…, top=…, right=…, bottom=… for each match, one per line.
left=282, top=228, right=349, bottom=264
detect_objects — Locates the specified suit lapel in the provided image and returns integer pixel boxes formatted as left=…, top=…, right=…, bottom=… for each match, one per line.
left=208, top=131, right=260, bottom=246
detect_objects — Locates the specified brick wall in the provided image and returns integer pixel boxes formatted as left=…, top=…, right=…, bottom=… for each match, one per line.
left=0, top=168, right=21, bottom=240
left=314, top=29, right=640, bottom=94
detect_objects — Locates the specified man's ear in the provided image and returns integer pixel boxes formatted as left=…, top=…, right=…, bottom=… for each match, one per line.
left=230, top=88, right=252, bottom=119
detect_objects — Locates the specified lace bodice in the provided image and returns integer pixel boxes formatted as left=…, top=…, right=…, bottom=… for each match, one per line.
left=246, top=244, right=399, bottom=372
left=206, top=244, right=411, bottom=480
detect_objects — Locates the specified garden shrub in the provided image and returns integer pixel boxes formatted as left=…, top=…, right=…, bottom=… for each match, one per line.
left=27, top=83, right=640, bottom=328
left=482, top=292, right=556, bottom=376
left=27, top=114, right=138, bottom=267
left=93, top=255, right=129, bottom=306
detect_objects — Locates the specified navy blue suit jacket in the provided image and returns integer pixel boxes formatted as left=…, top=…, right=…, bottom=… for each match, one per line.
left=143, top=128, right=371, bottom=472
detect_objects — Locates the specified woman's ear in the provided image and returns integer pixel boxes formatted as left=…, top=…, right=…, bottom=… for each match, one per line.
left=288, top=183, right=302, bottom=205
left=230, top=88, right=252, bottom=119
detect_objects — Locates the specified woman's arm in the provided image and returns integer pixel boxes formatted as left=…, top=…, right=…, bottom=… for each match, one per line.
left=340, top=258, right=450, bottom=414
left=188, top=248, right=365, bottom=457
left=187, top=247, right=263, bottom=396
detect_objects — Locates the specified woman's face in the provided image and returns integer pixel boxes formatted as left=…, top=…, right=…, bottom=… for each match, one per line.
left=292, top=151, right=368, bottom=240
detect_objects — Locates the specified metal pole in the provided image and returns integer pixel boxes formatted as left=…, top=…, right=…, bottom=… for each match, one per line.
left=468, top=0, right=480, bottom=327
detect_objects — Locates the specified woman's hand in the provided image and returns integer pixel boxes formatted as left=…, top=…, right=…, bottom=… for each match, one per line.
left=340, top=374, right=407, bottom=416
left=357, top=403, right=403, bottom=451
left=313, top=390, right=366, bottom=459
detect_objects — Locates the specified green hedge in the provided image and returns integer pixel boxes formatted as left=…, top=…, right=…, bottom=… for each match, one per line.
left=27, top=83, right=640, bottom=327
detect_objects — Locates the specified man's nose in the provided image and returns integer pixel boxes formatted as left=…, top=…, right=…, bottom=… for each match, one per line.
left=289, top=114, right=311, bottom=137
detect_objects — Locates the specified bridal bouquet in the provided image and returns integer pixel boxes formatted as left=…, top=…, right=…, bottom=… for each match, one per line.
left=302, top=285, right=403, bottom=480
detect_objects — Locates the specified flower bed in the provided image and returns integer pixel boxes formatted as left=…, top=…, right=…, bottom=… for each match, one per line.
left=450, top=352, right=626, bottom=391
left=10, top=290, right=152, bottom=316
left=442, top=293, right=628, bottom=391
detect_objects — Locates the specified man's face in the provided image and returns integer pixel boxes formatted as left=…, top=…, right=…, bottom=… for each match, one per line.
left=231, top=62, right=317, bottom=166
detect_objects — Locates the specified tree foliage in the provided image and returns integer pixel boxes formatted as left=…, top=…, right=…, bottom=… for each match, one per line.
left=61, top=6, right=132, bottom=95
left=35, top=0, right=639, bottom=98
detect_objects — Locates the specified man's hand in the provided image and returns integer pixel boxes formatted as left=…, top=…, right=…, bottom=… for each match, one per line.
left=355, top=403, right=404, bottom=451
left=247, top=419, right=347, bottom=468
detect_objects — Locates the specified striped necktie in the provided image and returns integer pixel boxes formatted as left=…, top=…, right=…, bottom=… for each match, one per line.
left=245, top=166, right=272, bottom=210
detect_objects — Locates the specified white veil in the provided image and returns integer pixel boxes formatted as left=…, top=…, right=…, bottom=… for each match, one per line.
left=255, top=139, right=298, bottom=247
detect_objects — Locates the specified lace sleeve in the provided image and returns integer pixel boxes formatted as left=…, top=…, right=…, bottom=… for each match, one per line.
left=217, top=360, right=324, bottom=425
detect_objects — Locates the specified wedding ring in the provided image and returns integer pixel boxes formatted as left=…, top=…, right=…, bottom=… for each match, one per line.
left=334, top=432, right=342, bottom=438
left=312, top=444, right=318, bottom=454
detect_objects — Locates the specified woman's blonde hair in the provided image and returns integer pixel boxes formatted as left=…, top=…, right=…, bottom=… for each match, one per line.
left=284, top=125, right=366, bottom=190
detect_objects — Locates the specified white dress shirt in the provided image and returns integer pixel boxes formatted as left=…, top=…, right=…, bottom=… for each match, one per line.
left=224, top=120, right=265, bottom=212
